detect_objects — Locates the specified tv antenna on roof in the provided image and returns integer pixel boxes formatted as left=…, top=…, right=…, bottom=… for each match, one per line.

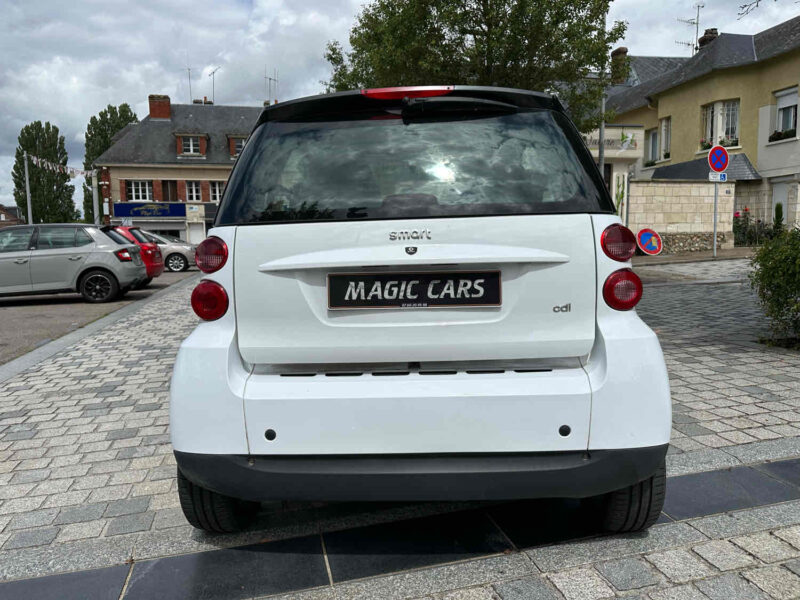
left=264, top=66, right=278, bottom=104
left=677, top=2, right=704, bottom=55
left=186, top=67, right=193, bottom=102
left=208, top=66, right=221, bottom=103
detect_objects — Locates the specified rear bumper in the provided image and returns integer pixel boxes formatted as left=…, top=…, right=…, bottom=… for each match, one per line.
left=175, top=444, right=668, bottom=502
left=145, top=261, right=164, bottom=278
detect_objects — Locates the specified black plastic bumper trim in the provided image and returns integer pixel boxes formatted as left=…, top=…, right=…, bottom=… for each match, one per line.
left=175, top=445, right=668, bottom=502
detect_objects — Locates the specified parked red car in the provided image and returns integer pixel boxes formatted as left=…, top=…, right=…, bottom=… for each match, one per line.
left=104, top=226, right=164, bottom=287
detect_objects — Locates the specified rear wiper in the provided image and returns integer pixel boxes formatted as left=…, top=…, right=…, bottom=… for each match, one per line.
left=401, top=96, right=518, bottom=122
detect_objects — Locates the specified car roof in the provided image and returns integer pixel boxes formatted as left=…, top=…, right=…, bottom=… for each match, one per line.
left=255, top=85, right=564, bottom=127
left=2, top=223, right=87, bottom=229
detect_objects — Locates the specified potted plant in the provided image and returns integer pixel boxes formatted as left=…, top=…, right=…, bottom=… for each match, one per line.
left=700, top=139, right=712, bottom=150
left=663, top=151, right=670, bottom=159
left=769, top=130, right=784, bottom=142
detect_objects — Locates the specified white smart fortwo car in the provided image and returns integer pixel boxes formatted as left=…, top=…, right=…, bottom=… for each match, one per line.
left=171, top=86, right=671, bottom=533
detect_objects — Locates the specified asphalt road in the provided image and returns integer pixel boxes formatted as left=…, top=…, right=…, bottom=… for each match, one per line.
left=0, top=270, right=197, bottom=365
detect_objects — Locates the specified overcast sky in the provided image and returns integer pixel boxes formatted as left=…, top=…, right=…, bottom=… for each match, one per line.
left=1, top=0, right=797, bottom=212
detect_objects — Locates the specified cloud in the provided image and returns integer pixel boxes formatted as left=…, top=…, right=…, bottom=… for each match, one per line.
left=0, top=0, right=797, bottom=211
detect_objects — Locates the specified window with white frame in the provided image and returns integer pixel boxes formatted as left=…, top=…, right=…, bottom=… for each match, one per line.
left=181, top=136, right=201, bottom=154
left=776, top=87, right=798, bottom=134
left=210, top=181, right=224, bottom=203
left=660, top=117, right=671, bottom=158
left=722, top=100, right=739, bottom=143
left=233, top=137, right=246, bottom=155
left=186, top=181, right=201, bottom=202
left=646, top=128, right=659, bottom=163
left=126, top=180, right=153, bottom=201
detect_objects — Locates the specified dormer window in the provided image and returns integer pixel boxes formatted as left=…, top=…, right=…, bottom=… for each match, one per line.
left=182, top=136, right=200, bottom=154
left=234, top=138, right=246, bottom=155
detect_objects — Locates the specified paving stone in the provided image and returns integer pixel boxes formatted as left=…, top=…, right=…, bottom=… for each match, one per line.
left=528, top=523, right=707, bottom=571
left=784, top=559, right=800, bottom=577
left=437, top=586, right=496, bottom=600
left=647, top=584, right=710, bottom=600
left=6, top=508, right=59, bottom=531
left=731, top=532, right=800, bottom=563
left=774, top=524, right=800, bottom=550
left=690, top=500, right=800, bottom=539
left=645, top=549, right=716, bottom=583
left=56, top=519, right=107, bottom=542
left=691, top=540, right=757, bottom=571
left=694, top=573, right=769, bottom=600
left=53, top=502, right=107, bottom=525
left=595, top=557, right=659, bottom=591
left=548, top=568, right=614, bottom=600
left=105, top=511, right=155, bottom=536
left=3, top=526, right=59, bottom=550
left=742, top=565, right=800, bottom=600
left=493, top=575, right=560, bottom=600
left=104, top=497, right=150, bottom=518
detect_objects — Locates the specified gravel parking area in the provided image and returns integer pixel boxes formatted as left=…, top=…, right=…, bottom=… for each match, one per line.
left=1, top=261, right=799, bottom=599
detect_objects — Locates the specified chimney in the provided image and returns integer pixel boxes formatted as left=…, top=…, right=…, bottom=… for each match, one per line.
left=148, top=94, right=171, bottom=119
left=203, top=96, right=213, bottom=105
left=698, top=28, right=719, bottom=49
left=610, top=47, right=629, bottom=84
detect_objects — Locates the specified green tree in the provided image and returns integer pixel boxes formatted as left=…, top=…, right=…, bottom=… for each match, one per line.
left=11, top=121, right=76, bottom=223
left=323, top=0, right=627, bottom=131
left=82, top=104, right=138, bottom=223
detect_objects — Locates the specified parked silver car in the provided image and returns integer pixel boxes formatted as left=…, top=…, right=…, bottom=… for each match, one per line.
left=0, top=224, right=146, bottom=303
left=141, top=231, right=196, bottom=272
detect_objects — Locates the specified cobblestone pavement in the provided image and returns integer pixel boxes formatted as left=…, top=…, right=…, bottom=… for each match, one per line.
left=636, top=259, right=751, bottom=284
left=1, top=260, right=800, bottom=599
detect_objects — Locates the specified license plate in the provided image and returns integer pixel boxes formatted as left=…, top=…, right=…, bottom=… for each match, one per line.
left=327, top=271, right=501, bottom=310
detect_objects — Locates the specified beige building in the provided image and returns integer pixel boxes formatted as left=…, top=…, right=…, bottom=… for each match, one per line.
left=96, top=95, right=262, bottom=243
left=605, top=16, right=800, bottom=248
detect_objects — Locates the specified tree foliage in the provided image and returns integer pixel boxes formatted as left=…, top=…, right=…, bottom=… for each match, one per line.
left=323, top=0, right=627, bottom=131
left=11, top=121, right=77, bottom=224
left=82, top=104, right=138, bottom=223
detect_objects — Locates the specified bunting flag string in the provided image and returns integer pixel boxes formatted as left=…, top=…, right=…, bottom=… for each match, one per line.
left=28, top=155, right=95, bottom=179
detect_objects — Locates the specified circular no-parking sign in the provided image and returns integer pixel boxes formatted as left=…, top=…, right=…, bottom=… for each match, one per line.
left=708, top=145, right=729, bottom=173
left=637, top=228, right=663, bottom=255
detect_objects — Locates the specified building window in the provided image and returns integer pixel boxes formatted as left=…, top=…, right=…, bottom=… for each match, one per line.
left=126, top=180, right=153, bottom=201
left=182, top=136, right=200, bottom=154
left=701, top=104, right=715, bottom=148
left=722, top=100, right=739, bottom=144
left=775, top=87, right=798, bottom=135
left=234, top=138, right=246, bottom=155
left=646, top=128, right=659, bottom=164
left=660, top=117, right=671, bottom=158
left=186, top=181, right=201, bottom=202
left=210, top=181, right=224, bottom=203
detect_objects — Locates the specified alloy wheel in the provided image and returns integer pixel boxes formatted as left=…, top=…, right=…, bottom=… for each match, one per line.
left=84, top=274, right=112, bottom=300
left=167, top=254, right=187, bottom=272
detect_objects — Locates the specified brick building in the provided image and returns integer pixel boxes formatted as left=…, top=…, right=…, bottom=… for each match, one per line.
left=0, top=204, right=22, bottom=228
left=95, top=95, right=262, bottom=243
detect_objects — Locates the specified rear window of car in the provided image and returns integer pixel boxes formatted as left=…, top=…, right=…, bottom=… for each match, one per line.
left=127, top=228, right=151, bottom=244
left=217, top=108, right=611, bottom=226
left=103, top=229, right=130, bottom=245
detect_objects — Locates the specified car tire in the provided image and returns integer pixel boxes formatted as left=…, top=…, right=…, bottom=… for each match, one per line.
left=166, top=254, right=188, bottom=272
left=600, top=459, right=666, bottom=533
left=79, top=270, right=120, bottom=303
left=177, top=468, right=259, bottom=533
left=135, top=277, right=153, bottom=290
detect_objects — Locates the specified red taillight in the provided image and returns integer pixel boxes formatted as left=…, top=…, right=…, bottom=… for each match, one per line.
left=603, top=269, right=643, bottom=311
left=195, top=236, right=228, bottom=273
left=361, top=86, right=453, bottom=100
left=191, top=280, right=229, bottom=321
left=600, top=224, right=637, bottom=262
left=114, top=249, right=132, bottom=262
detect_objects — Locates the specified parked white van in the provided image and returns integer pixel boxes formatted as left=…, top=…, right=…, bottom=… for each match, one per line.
left=171, top=86, right=671, bottom=533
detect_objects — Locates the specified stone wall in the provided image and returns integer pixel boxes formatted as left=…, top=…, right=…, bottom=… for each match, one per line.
left=734, top=180, right=772, bottom=223
left=627, top=180, right=735, bottom=253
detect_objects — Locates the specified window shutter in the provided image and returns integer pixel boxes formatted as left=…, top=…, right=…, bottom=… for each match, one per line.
left=777, top=87, right=798, bottom=110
